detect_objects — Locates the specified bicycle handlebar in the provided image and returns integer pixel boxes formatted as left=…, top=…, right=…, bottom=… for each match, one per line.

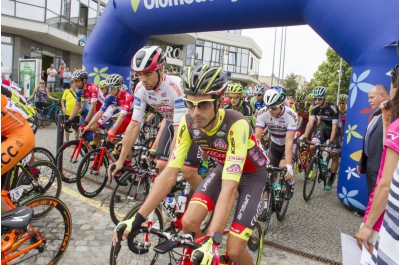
left=266, top=165, right=287, bottom=174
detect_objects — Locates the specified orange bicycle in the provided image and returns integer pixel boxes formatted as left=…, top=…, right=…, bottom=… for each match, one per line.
left=1, top=165, right=72, bottom=264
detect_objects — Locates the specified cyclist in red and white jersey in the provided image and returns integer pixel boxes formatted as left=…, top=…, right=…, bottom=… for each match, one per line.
left=109, top=46, right=201, bottom=188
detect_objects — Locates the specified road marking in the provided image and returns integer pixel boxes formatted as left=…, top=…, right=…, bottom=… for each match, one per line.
left=61, top=185, right=110, bottom=215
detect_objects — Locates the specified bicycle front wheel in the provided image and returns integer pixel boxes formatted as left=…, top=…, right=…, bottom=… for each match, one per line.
left=56, top=140, right=90, bottom=183
left=110, top=203, right=164, bottom=265
left=76, top=149, right=109, bottom=198
left=7, top=196, right=72, bottom=265
left=303, top=157, right=318, bottom=201
left=247, top=220, right=263, bottom=265
left=32, top=147, right=56, bottom=164
left=276, top=177, right=290, bottom=221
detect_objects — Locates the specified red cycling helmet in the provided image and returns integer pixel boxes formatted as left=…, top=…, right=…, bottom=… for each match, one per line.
left=131, top=46, right=166, bottom=72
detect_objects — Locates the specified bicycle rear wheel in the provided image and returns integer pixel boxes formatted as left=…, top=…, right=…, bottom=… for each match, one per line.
left=303, top=157, right=318, bottom=201
left=56, top=140, right=90, bottom=183
left=15, top=161, right=62, bottom=207
left=276, top=176, right=290, bottom=221
left=109, top=170, right=150, bottom=225
left=32, top=147, right=56, bottom=164
left=247, top=221, right=263, bottom=265
left=76, top=149, right=109, bottom=198
left=6, top=196, right=72, bottom=265
left=110, top=203, right=164, bottom=265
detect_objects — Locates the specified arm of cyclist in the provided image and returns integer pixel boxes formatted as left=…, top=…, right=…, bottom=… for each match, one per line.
left=85, top=110, right=104, bottom=131
left=302, top=116, right=316, bottom=142
left=145, top=112, right=155, bottom=124
left=108, top=120, right=141, bottom=179
left=107, top=112, right=126, bottom=140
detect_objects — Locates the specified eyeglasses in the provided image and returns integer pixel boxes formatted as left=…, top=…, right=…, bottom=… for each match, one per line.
left=267, top=105, right=280, bottom=111
left=107, top=85, right=120, bottom=90
left=315, top=97, right=325, bottom=101
left=257, top=94, right=263, bottom=96
left=39, top=82, right=45, bottom=84
left=183, top=98, right=215, bottom=110
left=73, top=79, right=82, bottom=83
left=229, top=95, right=240, bottom=100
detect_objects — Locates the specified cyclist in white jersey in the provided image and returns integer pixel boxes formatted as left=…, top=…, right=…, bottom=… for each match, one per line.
left=255, top=86, right=297, bottom=220
left=109, top=46, right=202, bottom=189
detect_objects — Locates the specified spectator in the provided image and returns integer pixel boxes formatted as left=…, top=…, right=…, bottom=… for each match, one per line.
left=73, top=66, right=80, bottom=74
left=58, top=61, right=66, bottom=88
left=357, top=85, right=390, bottom=195
left=61, top=80, right=83, bottom=141
left=131, top=73, right=139, bottom=91
left=46, top=63, right=57, bottom=92
left=355, top=68, right=399, bottom=254
left=62, top=67, right=72, bottom=89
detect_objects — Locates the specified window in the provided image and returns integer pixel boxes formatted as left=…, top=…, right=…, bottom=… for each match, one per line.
left=195, top=46, right=203, bottom=60
left=2, top=0, right=15, bottom=16
left=47, top=0, right=62, bottom=15
left=46, top=10, right=61, bottom=29
left=70, top=0, right=80, bottom=23
left=16, top=2, right=45, bottom=22
left=19, top=0, right=45, bottom=7
left=2, top=35, right=14, bottom=73
left=62, top=0, right=71, bottom=18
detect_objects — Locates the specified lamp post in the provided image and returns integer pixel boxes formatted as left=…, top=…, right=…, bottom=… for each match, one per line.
left=336, top=58, right=343, bottom=105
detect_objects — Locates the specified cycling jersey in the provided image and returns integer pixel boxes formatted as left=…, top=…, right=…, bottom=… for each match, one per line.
left=256, top=106, right=298, bottom=146
left=224, top=100, right=252, bottom=117
left=250, top=97, right=265, bottom=113
left=338, top=105, right=347, bottom=127
left=310, top=103, right=339, bottom=129
left=76, top=83, right=104, bottom=114
left=292, top=102, right=311, bottom=124
left=1, top=84, right=35, bottom=119
left=100, top=91, right=134, bottom=117
left=132, top=75, right=186, bottom=125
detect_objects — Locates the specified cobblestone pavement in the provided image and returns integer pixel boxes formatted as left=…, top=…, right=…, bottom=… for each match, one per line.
left=35, top=125, right=362, bottom=264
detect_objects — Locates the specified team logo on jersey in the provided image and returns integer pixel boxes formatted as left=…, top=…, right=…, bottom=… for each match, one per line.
left=227, top=156, right=244, bottom=162
left=134, top=97, right=141, bottom=106
left=175, top=99, right=185, bottom=109
left=194, top=129, right=200, bottom=137
left=213, top=139, right=228, bottom=149
left=216, top=131, right=226, bottom=138
left=161, top=92, right=167, bottom=97
left=257, top=158, right=266, bottom=166
left=226, top=164, right=242, bottom=174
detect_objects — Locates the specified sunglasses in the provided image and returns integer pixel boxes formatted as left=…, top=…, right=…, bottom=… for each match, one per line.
left=107, top=85, right=120, bottom=90
left=73, top=79, right=82, bottom=83
left=257, top=94, right=263, bottom=96
left=183, top=98, right=215, bottom=110
left=267, top=105, right=280, bottom=111
left=229, top=95, right=240, bottom=100
left=315, top=97, right=325, bottom=101
left=39, top=82, right=45, bottom=84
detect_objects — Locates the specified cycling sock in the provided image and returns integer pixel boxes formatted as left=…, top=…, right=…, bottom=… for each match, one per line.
left=201, top=160, right=208, bottom=169
left=264, top=200, right=268, bottom=208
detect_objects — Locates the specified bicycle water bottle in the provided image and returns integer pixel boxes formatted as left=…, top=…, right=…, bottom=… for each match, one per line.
left=162, top=196, right=177, bottom=221
left=176, top=192, right=187, bottom=213
left=273, top=183, right=281, bottom=201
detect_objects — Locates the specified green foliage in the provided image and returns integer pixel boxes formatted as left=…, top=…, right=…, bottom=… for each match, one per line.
left=284, top=73, right=299, bottom=97
left=308, top=48, right=352, bottom=103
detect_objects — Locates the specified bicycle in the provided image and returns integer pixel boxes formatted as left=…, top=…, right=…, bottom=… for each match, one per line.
left=1, top=168, right=71, bottom=264
left=302, top=141, right=332, bottom=201
left=258, top=165, right=290, bottom=238
left=30, top=146, right=56, bottom=164
left=76, top=132, right=122, bottom=198
left=34, top=101, right=62, bottom=127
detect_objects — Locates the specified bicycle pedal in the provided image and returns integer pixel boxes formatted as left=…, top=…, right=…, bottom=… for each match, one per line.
left=154, top=240, right=178, bottom=254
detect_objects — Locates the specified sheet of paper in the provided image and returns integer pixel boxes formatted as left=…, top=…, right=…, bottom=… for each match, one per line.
left=361, top=244, right=372, bottom=265
left=341, top=233, right=362, bottom=265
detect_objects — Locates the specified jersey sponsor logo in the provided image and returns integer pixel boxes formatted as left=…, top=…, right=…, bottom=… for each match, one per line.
left=216, top=131, right=226, bottom=138
left=169, top=82, right=182, bottom=96
left=201, top=172, right=216, bottom=192
left=161, top=92, right=167, bottom=97
left=237, top=194, right=251, bottom=220
left=178, top=125, right=186, bottom=138
left=213, top=139, right=228, bottom=149
left=1, top=145, right=19, bottom=166
left=204, top=149, right=226, bottom=164
left=193, top=129, right=200, bottom=137
left=134, top=96, right=141, bottom=106
left=175, top=99, right=185, bottom=109
left=230, top=136, right=236, bottom=154
left=227, top=156, right=244, bottom=162
left=226, top=163, right=241, bottom=174
left=257, top=158, right=266, bottom=166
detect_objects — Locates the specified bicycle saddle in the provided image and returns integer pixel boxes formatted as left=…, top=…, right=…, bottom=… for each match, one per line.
left=2, top=206, right=33, bottom=230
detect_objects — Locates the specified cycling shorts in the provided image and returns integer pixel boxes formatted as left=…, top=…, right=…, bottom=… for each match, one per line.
left=113, top=116, right=131, bottom=135
left=267, top=141, right=297, bottom=167
left=190, top=164, right=266, bottom=241
left=156, top=121, right=201, bottom=167
left=312, top=127, right=342, bottom=153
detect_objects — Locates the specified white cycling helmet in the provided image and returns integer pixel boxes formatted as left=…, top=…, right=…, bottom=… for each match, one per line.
left=105, top=74, right=124, bottom=87
left=131, top=46, right=166, bottom=72
left=263, top=86, right=287, bottom=106
left=254, top=84, right=266, bottom=95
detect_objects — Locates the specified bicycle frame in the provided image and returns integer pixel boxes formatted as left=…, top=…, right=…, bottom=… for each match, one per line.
left=90, top=146, right=116, bottom=172
left=70, top=137, right=92, bottom=163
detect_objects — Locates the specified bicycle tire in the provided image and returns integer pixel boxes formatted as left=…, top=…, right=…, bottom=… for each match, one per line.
left=276, top=175, right=290, bottom=221
left=303, top=157, right=318, bottom=201
left=247, top=220, right=263, bottom=265
left=76, top=149, right=109, bottom=198
left=261, top=185, right=274, bottom=239
left=110, top=203, right=164, bottom=265
left=15, top=161, right=62, bottom=210
left=32, top=147, right=56, bottom=164
left=56, top=140, right=90, bottom=183
left=110, top=169, right=150, bottom=225
left=9, top=196, right=72, bottom=265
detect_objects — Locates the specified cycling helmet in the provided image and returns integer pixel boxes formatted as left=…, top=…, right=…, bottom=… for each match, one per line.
left=312, top=86, right=327, bottom=97
left=131, top=46, right=166, bottom=72
left=263, top=85, right=287, bottom=106
left=226, top=83, right=243, bottom=94
left=106, top=74, right=124, bottom=87
left=295, top=91, right=306, bottom=103
left=99, top=80, right=107, bottom=87
left=182, top=64, right=228, bottom=96
left=339, top=94, right=348, bottom=102
left=253, top=84, right=266, bottom=95
left=71, top=70, right=88, bottom=80
left=307, top=93, right=314, bottom=100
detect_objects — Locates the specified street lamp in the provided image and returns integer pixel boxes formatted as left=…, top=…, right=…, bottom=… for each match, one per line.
left=336, top=58, right=343, bottom=105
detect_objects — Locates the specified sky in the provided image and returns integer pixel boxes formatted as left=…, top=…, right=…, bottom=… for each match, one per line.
left=242, top=25, right=330, bottom=82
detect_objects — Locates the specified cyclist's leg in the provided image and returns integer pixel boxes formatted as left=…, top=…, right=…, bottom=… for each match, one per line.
left=155, top=121, right=174, bottom=173
left=114, top=116, right=134, bottom=166
left=227, top=169, right=265, bottom=263
left=327, top=128, right=341, bottom=187
left=182, top=165, right=223, bottom=237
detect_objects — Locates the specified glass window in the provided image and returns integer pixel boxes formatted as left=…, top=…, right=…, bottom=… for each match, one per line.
left=195, top=46, right=203, bottom=60
left=18, top=0, right=45, bottom=7
left=89, top=0, right=97, bottom=9
left=203, top=47, right=211, bottom=63
left=70, top=0, right=80, bottom=23
left=87, top=8, right=97, bottom=30
left=204, top=41, right=212, bottom=48
left=2, top=36, right=12, bottom=44
left=2, top=44, right=13, bottom=73
left=241, top=53, right=248, bottom=67
left=47, top=0, right=62, bottom=14
left=2, top=0, right=15, bottom=16
left=197, top=40, right=204, bottom=46
left=80, top=0, right=89, bottom=6
left=228, top=52, right=236, bottom=65
left=243, top=49, right=249, bottom=55
left=16, top=3, right=45, bottom=22
left=46, top=10, right=61, bottom=29
left=60, top=17, right=69, bottom=32
left=69, top=22, right=78, bottom=35
left=62, top=0, right=71, bottom=18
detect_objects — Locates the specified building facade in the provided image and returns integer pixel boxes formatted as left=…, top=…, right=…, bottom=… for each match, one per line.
left=1, top=0, right=262, bottom=89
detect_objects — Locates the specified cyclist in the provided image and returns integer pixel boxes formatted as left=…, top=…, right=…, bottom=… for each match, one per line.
left=255, top=86, right=297, bottom=222
left=338, top=94, right=348, bottom=135
left=224, top=83, right=255, bottom=127
left=250, top=84, right=266, bottom=114
left=292, top=91, right=312, bottom=137
left=112, top=64, right=267, bottom=265
left=64, top=70, right=103, bottom=129
left=301, top=86, right=341, bottom=191
left=109, top=46, right=201, bottom=189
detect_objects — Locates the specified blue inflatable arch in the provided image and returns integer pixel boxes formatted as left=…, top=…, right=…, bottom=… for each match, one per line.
left=84, top=0, right=399, bottom=212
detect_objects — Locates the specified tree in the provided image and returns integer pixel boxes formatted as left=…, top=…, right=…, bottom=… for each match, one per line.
left=284, top=73, right=299, bottom=97
left=308, top=48, right=352, bottom=103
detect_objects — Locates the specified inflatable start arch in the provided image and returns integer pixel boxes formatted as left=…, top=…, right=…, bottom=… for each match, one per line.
left=84, top=0, right=399, bottom=212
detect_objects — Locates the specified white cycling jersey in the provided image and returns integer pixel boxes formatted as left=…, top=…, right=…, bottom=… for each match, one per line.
left=131, top=75, right=187, bottom=125
left=256, top=106, right=298, bottom=146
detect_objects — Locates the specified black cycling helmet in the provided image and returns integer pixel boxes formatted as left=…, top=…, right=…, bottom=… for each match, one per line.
left=182, top=64, right=228, bottom=96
